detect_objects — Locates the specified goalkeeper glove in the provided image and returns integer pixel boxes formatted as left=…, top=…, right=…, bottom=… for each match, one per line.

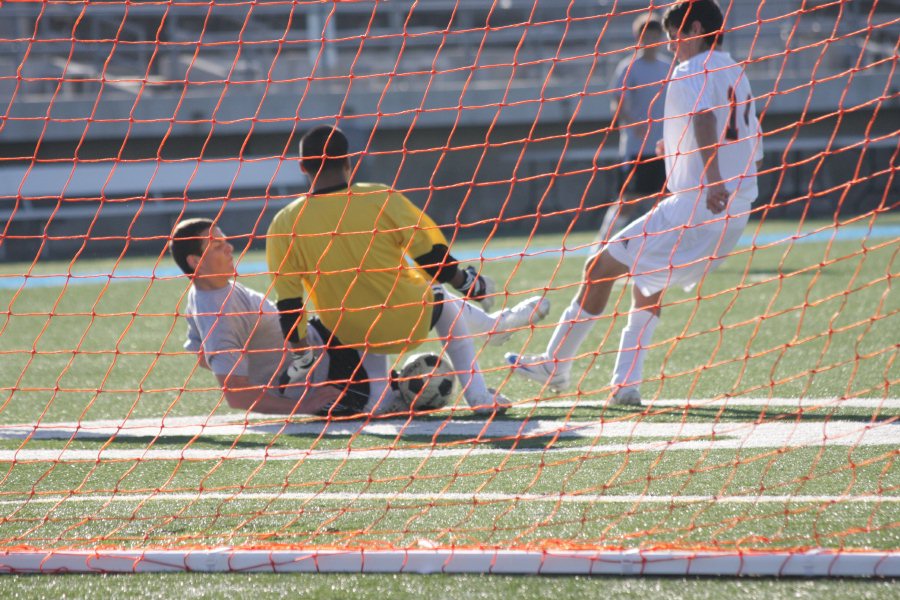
left=456, top=265, right=496, bottom=312
left=278, top=347, right=316, bottom=393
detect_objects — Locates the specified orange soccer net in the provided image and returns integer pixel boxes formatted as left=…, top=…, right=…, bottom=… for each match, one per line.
left=0, top=0, right=898, bottom=576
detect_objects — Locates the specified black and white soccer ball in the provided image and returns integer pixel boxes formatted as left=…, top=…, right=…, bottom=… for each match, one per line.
left=396, top=353, right=455, bottom=410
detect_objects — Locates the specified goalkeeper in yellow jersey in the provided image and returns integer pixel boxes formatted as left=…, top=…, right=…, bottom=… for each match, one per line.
left=267, top=125, right=550, bottom=415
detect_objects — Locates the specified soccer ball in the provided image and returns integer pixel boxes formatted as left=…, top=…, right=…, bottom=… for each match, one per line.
left=396, top=353, right=455, bottom=410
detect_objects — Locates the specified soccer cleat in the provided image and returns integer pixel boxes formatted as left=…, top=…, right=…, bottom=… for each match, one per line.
left=487, top=296, right=552, bottom=346
left=371, top=386, right=409, bottom=415
left=504, top=353, right=571, bottom=391
left=466, top=388, right=513, bottom=416
left=608, top=387, right=642, bottom=407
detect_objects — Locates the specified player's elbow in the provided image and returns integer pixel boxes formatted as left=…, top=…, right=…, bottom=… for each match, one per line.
left=223, top=390, right=249, bottom=410
left=217, top=374, right=256, bottom=410
left=413, top=244, right=460, bottom=284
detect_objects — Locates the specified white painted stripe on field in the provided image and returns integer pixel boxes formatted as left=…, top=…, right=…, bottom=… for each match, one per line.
left=2, top=490, right=899, bottom=507
left=1, top=414, right=898, bottom=448
left=1, top=399, right=896, bottom=462
left=540, top=397, right=900, bottom=409
left=2, top=397, right=894, bottom=442
left=0, top=419, right=898, bottom=463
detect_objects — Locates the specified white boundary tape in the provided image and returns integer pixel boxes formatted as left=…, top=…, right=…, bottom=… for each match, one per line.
left=1, top=548, right=899, bottom=576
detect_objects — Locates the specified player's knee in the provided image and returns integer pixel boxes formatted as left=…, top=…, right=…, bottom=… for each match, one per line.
left=633, top=291, right=663, bottom=316
left=584, top=251, right=621, bottom=285
left=582, top=254, right=600, bottom=282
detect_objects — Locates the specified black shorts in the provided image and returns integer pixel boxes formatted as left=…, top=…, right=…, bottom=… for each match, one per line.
left=308, top=318, right=369, bottom=416
left=619, top=155, right=667, bottom=197
left=430, top=286, right=444, bottom=329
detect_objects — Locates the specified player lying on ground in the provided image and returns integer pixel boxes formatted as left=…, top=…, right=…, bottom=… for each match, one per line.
left=171, top=218, right=349, bottom=414
left=267, top=125, right=551, bottom=415
left=508, top=0, right=764, bottom=407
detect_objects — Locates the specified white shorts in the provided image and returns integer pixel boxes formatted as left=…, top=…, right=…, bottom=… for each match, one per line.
left=605, top=189, right=753, bottom=296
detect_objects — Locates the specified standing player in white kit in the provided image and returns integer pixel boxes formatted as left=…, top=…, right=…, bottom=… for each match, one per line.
left=507, top=0, right=764, bottom=406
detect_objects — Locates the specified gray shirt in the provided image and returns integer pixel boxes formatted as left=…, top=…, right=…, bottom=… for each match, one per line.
left=184, top=282, right=287, bottom=390
left=612, top=54, right=670, bottom=159
left=183, top=281, right=379, bottom=406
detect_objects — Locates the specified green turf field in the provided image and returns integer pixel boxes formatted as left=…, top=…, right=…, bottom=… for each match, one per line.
left=0, top=215, right=897, bottom=594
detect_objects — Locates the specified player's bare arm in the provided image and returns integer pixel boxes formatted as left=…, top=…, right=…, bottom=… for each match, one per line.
left=693, top=110, right=729, bottom=214
left=215, top=372, right=338, bottom=415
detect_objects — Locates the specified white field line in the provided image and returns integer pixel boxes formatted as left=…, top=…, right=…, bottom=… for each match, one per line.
left=540, top=397, right=900, bottom=409
left=0, top=420, right=897, bottom=462
left=1, top=396, right=893, bottom=442
left=0, top=397, right=896, bottom=462
left=1, top=490, right=899, bottom=508
left=2, top=396, right=895, bottom=437
left=3, top=396, right=898, bottom=436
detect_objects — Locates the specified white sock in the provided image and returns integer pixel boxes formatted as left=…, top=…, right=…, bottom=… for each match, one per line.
left=361, top=353, right=391, bottom=414
left=611, top=309, right=659, bottom=391
left=434, top=297, right=490, bottom=404
left=545, top=299, right=600, bottom=369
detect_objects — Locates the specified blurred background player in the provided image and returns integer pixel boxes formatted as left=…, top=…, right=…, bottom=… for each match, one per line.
left=508, top=0, right=763, bottom=407
left=597, top=13, right=670, bottom=243
left=170, top=218, right=362, bottom=415
left=267, top=126, right=550, bottom=414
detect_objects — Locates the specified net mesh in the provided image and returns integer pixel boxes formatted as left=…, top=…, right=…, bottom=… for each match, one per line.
left=0, top=0, right=898, bottom=574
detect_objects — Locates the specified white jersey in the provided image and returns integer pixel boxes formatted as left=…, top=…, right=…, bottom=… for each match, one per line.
left=663, top=50, right=763, bottom=200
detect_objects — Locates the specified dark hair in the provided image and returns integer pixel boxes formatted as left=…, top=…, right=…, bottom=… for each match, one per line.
left=632, top=14, right=663, bottom=38
left=299, top=125, right=350, bottom=176
left=169, top=218, right=215, bottom=275
left=663, top=0, right=725, bottom=49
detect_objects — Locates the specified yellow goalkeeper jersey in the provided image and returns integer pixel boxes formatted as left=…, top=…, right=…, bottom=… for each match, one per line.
left=266, top=182, right=448, bottom=353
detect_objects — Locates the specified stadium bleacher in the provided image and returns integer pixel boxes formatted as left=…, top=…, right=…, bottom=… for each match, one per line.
left=1, top=0, right=896, bottom=259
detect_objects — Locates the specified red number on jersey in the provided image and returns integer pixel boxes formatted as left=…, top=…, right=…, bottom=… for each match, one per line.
left=726, top=86, right=752, bottom=141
